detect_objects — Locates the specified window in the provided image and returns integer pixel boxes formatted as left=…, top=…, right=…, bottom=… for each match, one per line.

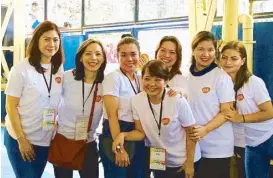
left=47, top=0, right=81, bottom=29
left=84, top=0, right=135, bottom=25
left=253, top=1, right=273, bottom=13
left=88, top=31, right=131, bottom=73
left=138, top=28, right=191, bottom=71
left=139, top=0, right=188, bottom=21
left=217, top=0, right=249, bottom=17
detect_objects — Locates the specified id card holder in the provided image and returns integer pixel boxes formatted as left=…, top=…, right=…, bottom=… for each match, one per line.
left=42, top=108, right=56, bottom=131
left=149, top=147, right=166, bottom=170
left=75, top=115, right=89, bottom=140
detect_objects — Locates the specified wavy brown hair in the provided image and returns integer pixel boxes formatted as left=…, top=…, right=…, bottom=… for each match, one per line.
left=26, top=21, right=64, bottom=74
left=155, top=36, right=182, bottom=80
left=221, top=41, right=252, bottom=92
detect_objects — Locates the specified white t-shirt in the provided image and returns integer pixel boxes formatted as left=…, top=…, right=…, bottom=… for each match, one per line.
left=102, top=69, right=141, bottom=122
left=168, top=74, right=201, bottom=162
left=187, top=66, right=235, bottom=158
left=5, top=59, right=63, bottom=146
left=236, top=75, right=273, bottom=147
left=168, top=74, right=189, bottom=94
left=57, top=70, right=103, bottom=142
left=132, top=91, right=195, bottom=167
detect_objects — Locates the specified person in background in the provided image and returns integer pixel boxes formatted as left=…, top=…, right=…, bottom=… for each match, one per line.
left=187, top=31, right=234, bottom=178
left=113, top=60, right=196, bottom=178
left=99, top=37, right=145, bottom=178
left=4, top=21, right=64, bottom=178
left=121, top=34, right=133, bottom=39
left=53, top=39, right=106, bottom=178
left=220, top=41, right=273, bottom=178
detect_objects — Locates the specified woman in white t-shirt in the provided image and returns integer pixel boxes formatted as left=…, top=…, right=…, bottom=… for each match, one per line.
left=155, top=36, right=201, bottom=166
left=52, top=39, right=107, bottom=178
left=186, top=31, right=235, bottom=178
left=4, top=21, right=64, bottom=178
left=99, top=37, right=145, bottom=178
left=220, top=41, right=273, bottom=178
left=112, top=60, right=196, bottom=178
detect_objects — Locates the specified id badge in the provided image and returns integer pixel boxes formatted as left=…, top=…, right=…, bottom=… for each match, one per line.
left=42, top=108, right=56, bottom=131
left=150, top=147, right=166, bottom=170
left=75, top=115, right=89, bottom=140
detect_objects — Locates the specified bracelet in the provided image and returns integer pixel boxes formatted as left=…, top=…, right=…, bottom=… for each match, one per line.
left=242, top=115, right=246, bottom=123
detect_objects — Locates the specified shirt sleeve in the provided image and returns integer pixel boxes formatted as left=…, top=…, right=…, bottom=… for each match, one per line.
left=102, top=72, right=120, bottom=97
left=131, top=98, right=140, bottom=121
left=251, top=76, right=271, bottom=105
left=216, top=73, right=235, bottom=103
left=5, top=66, right=24, bottom=98
left=177, top=97, right=195, bottom=127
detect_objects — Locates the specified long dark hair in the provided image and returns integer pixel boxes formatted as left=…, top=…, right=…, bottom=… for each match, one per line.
left=221, top=41, right=252, bottom=92
left=73, top=39, right=107, bottom=83
left=155, top=36, right=182, bottom=80
left=26, top=21, right=64, bottom=74
left=191, top=31, right=217, bottom=65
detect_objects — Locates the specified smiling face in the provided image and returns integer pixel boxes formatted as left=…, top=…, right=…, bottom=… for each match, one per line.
left=156, top=41, right=177, bottom=70
left=38, top=30, right=60, bottom=60
left=118, top=43, right=140, bottom=73
left=192, top=40, right=216, bottom=70
left=220, top=48, right=245, bottom=76
left=142, top=69, right=167, bottom=98
left=81, top=43, right=105, bottom=72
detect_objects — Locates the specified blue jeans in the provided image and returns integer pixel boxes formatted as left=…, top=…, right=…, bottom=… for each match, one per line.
left=3, top=128, right=49, bottom=178
left=99, top=120, right=145, bottom=178
left=245, top=134, right=273, bottom=178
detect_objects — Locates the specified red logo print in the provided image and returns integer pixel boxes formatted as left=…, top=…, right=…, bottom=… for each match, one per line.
left=237, top=94, right=244, bottom=101
left=161, top=118, right=170, bottom=125
left=55, top=77, right=62, bottom=84
left=202, top=87, right=210, bottom=94
left=95, top=96, right=102, bottom=102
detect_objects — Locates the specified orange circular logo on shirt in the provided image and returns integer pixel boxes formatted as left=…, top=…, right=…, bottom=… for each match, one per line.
left=55, top=77, right=62, bottom=84
left=202, top=87, right=211, bottom=94
left=162, top=118, right=170, bottom=125
left=95, top=96, right=102, bottom=102
left=237, top=94, right=244, bottom=101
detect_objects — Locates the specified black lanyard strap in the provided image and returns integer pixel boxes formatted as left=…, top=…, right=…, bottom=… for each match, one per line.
left=120, top=68, right=140, bottom=94
left=42, top=64, right=53, bottom=98
left=82, top=79, right=96, bottom=113
left=147, top=89, right=166, bottom=136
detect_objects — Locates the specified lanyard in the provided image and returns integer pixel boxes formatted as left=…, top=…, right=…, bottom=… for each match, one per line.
left=42, top=64, right=53, bottom=98
left=147, top=89, right=166, bottom=136
left=82, top=79, right=96, bottom=113
left=234, top=90, right=238, bottom=109
left=120, top=68, right=140, bottom=94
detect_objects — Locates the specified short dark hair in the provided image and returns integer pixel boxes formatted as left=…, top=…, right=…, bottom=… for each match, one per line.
left=221, top=41, right=252, bottom=91
left=142, top=60, right=169, bottom=81
left=73, top=39, right=107, bottom=83
left=26, top=21, right=64, bottom=74
left=155, top=36, right=182, bottom=80
left=121, top=34, right=133, bottom=39
left=191, top=31, right=217, bottom=64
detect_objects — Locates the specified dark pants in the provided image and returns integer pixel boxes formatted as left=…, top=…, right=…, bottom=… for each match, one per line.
left=195, top=157, right=231, bottom=178
left=53, top=141, right=99, bottom=178
left=99, top=120, right=145, bottom=178
left=4, top=128, right=49, bottom=178
left=234, top=146, right=246, bottom=178
left=245, top=135, right=273, bottom=178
